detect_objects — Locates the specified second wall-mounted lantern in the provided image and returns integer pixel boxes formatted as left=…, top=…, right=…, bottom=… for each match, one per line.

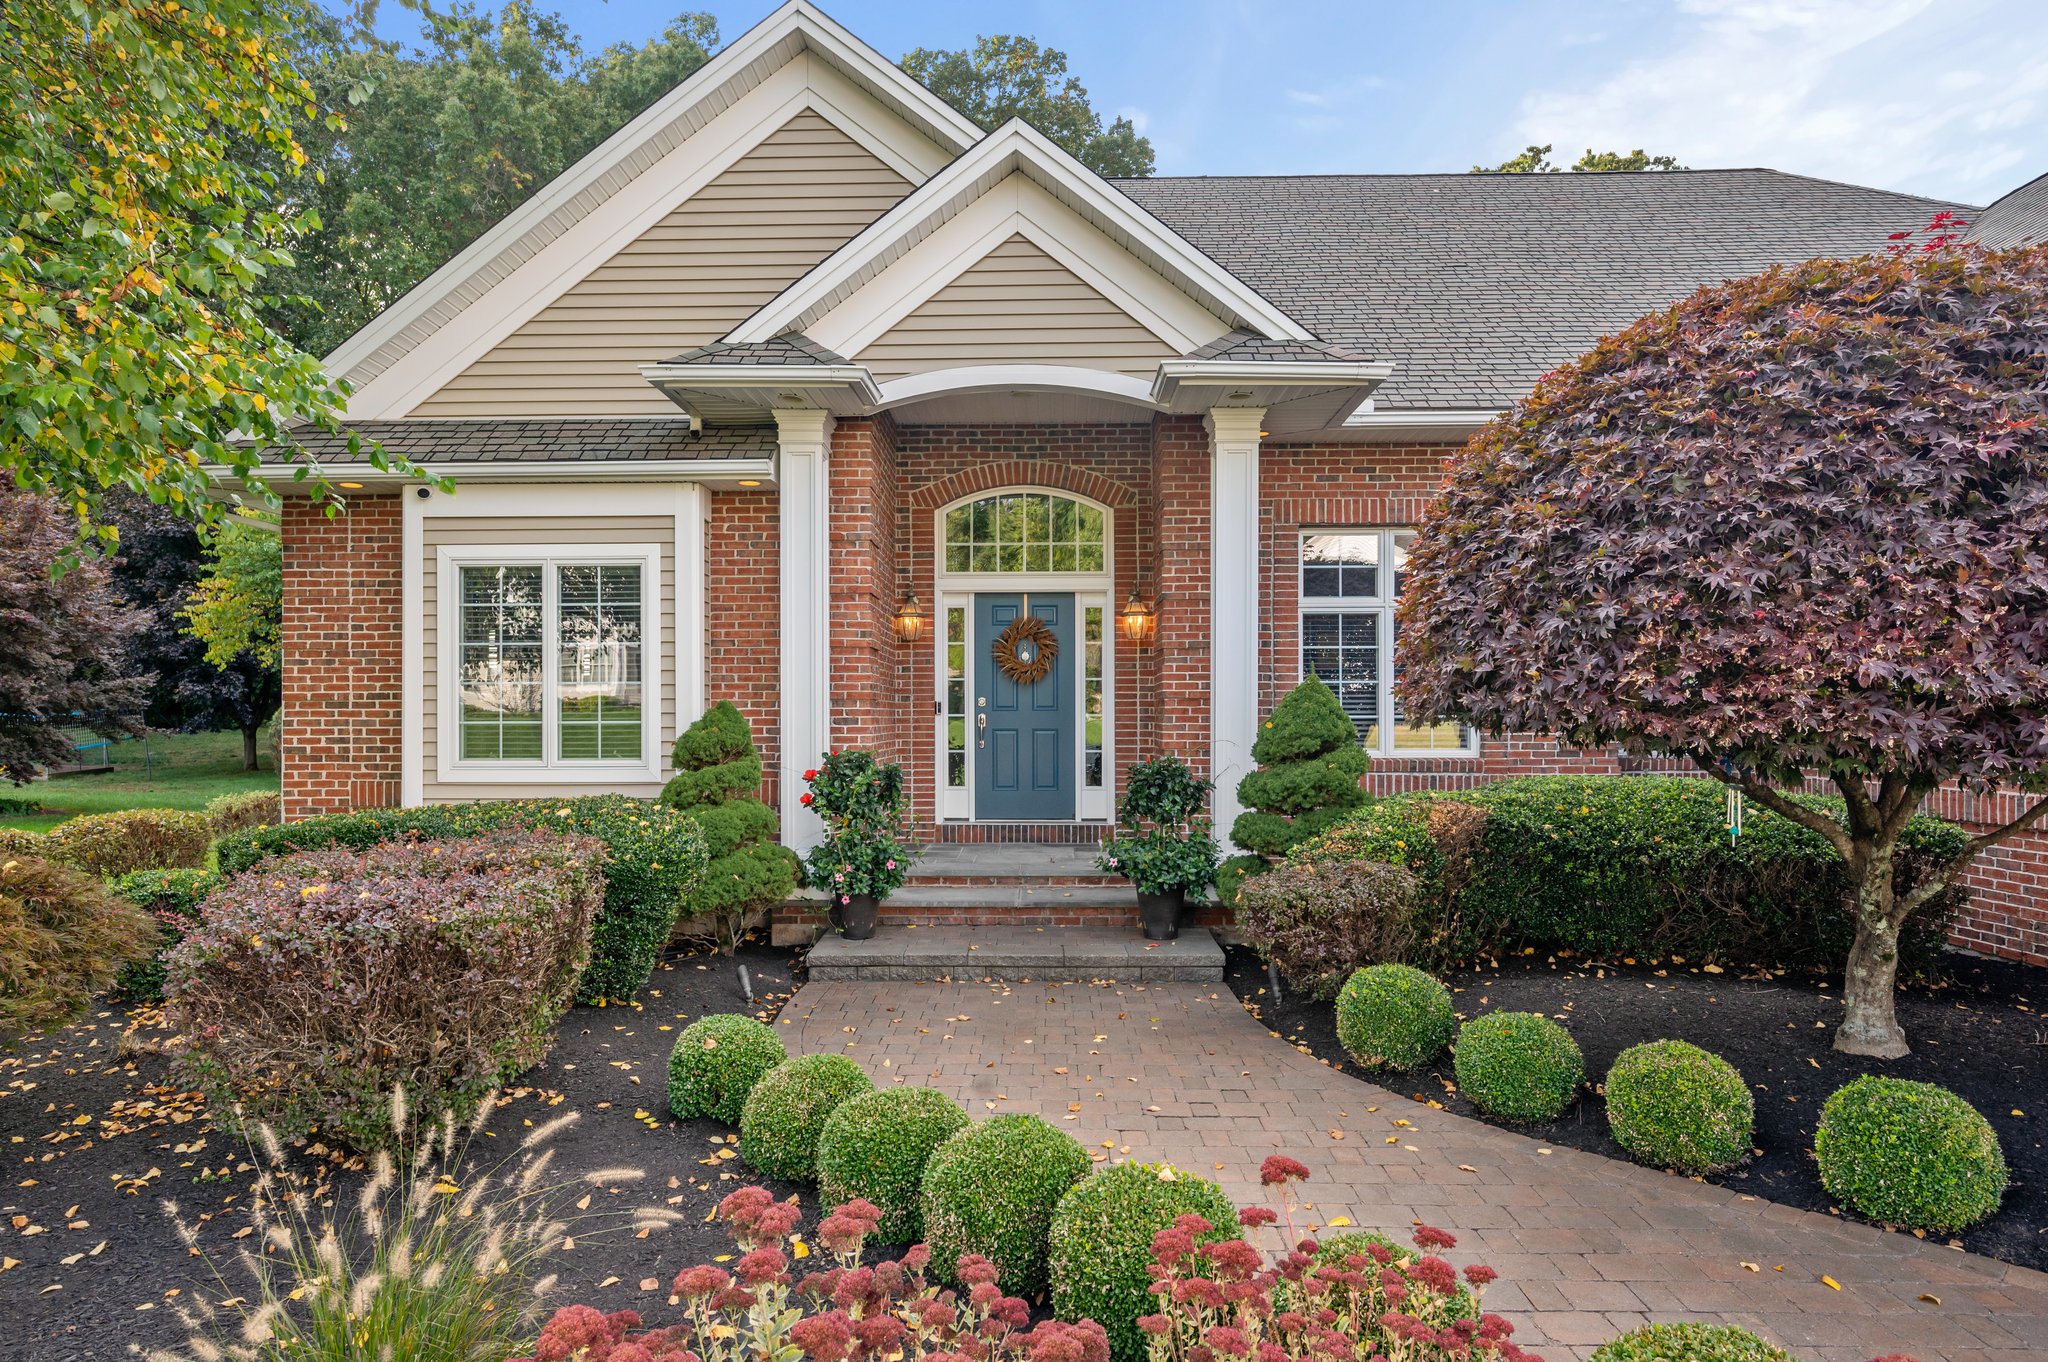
left=893, top=592, right=927, bottom=642
left=1119, top=588, right=1157, bottom=646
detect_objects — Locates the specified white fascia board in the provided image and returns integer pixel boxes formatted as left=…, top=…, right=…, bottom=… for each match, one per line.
left=637, top=363, right=881, bottom=399
left=729, top=120, right=1312, bottom=346
left=806, top=177, right=1231, bottom=358
left=874, top=365, right=1160, bottom=411
left=1341, top=407, right=1503, bottom=429
left=1152, top=360, right=1396, bottom=403
left=344, top=56, right=940, bottom=420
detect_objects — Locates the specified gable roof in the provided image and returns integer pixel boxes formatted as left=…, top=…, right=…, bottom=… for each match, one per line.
left=1114, top=169, right=1975, bottom=410
left=1968, top=172, right=2048, bottom=250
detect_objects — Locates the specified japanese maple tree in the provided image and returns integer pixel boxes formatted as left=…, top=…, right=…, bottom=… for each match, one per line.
left=1395, top=221, right=2048, bottom=1057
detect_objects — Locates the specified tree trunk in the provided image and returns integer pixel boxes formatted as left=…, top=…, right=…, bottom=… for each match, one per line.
left=242, top=723, right=260, bottom=772
left=1836, top=843, right=1911, bottom=1059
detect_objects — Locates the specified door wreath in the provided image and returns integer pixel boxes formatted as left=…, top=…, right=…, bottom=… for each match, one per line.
left=992, top=614, right=1059, bottom=685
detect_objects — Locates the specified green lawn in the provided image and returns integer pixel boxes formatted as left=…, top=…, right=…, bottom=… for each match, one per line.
left=1, top=729, right=278, bottom=832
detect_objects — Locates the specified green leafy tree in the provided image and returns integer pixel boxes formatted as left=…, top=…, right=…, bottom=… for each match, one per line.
left=661, top=702, right=798, bottom=953
left=0, top=0, right=428, bottom=541
left=1395, top=228, right=2048, bottom=1058
left=1474, top=144, right=1684, bottom=173
left=902, top=35, right=1154, bottom=177
left=271, top=3, right=720, bottom=357
left=180, top=523, right=284, bottom=770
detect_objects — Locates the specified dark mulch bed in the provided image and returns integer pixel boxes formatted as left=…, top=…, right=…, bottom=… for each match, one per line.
left=1, top=940, right=831, bottom=1362
left=1224, top=943, right=2048, bottom=1272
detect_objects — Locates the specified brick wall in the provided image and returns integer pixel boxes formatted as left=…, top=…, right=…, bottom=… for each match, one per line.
left=706, top=487, right=782, bottom=809
left=827, top=417, right=905, bottom=765
left=279, top=494, right=404, bottom=817
left=1153, top=416, right=1211, bottom=772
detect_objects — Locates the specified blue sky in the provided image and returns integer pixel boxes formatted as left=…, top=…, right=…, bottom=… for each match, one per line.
left=369, top=0, right=2048, bottom=207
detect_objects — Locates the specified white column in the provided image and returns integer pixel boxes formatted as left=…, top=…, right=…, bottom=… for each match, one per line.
left=1207, top=407, right=1266, bottom=854
left=775, top=408, right=834, bottom=855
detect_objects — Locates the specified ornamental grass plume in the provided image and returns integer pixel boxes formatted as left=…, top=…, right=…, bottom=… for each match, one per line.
left=516, top=1183, right=1110, bottom=1362
left=152, top=1086, right=679, bottom=1362
left=1138, top=1156, right=1539, bottom=1362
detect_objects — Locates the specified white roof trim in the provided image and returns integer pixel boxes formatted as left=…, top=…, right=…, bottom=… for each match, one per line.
left=875, top=365, right=1162, bottom=411
left=1342, top=407, right=1503, bottom=429
left=321, top=0, right=980, bottom=388
left=727, top=119, right=1314, bottom=346
left=234, top=457, right=779, bottom=489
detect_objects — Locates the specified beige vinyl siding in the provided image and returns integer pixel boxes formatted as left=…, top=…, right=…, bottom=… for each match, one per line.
left=424, top=516, right=677, bottom=801
left=854, top=234, right=1180, bottom=381
left=413, top=112, right=911, bottom=417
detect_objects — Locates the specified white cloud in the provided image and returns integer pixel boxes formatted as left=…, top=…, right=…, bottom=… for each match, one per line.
left=1506, top=0, right=2048, bottom=202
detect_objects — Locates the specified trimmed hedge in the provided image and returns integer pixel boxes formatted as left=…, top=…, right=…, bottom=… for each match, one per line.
left=1334, top=963, right=1455, bottom=1071
left=1237, top=861, right=1418, bottom=999
left=108, top=869, right=220, bottom=1003
left=1816, top=1076, right=2007, bottom=1232
left=1048, top=1162, right=1237, bottom=1362
left=1291, top=776, right=1967, bottom=972
left=1604, top=1041, right=1753, bottom=1175
left=667, top=1014, right=787, bottom=1125
left=42, top=808, right=213, bottom=877
left=738, top=1053, right=874, bottom=1182
left=167, top=827, right=601, bottom=1149
left=922, top=1113, right=1091, bottom=1295
left=0, top=855, right=156, bottom=1033
left=1453, top=1012, right=1584, bottom=1122
left=1589, top=1323, right=1796, bottom=1362
left=214, top=796, right=707, bottom=1002
left=205, top=790, right=280, bottom=837
left=816, top=1086, right=970, bottom=1242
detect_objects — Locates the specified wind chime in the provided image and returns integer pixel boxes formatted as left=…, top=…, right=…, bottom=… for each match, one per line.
left=991, top=591, right=1059, bottom=685
left=1725, top=786, right=1745, bottom=843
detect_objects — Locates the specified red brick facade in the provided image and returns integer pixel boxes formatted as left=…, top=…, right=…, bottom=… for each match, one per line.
left=276, top=421, right=2044, bottom=962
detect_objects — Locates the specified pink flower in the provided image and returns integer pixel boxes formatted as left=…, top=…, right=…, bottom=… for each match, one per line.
left=886, top=859, right=897, bottom=870
left=840, top=894, right=851, bottom=905
left=1259, top=1156, right=1311, bottom=1187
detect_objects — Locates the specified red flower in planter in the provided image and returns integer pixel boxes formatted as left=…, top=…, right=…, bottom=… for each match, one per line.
left=804, top=769, right=819, bottom=781
left=800, top=792, right=814, bottom=805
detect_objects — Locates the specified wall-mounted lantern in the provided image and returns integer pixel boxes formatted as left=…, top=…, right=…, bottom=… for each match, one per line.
left=893, top=593, right=927, bottom=642
left=1119, top=589, right=1156, bottom=647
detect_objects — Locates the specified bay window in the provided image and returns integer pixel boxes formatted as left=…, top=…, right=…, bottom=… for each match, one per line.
left=1299, top=529, right=1475, bottom=757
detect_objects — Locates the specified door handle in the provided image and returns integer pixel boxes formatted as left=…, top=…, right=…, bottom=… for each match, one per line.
left=976, top=713, right=987, bottom=730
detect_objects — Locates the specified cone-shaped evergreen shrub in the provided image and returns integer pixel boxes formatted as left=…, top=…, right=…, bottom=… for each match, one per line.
left=663, top=702, right=799, bottom=952
left=1224, top=678, right=1370, bottom=899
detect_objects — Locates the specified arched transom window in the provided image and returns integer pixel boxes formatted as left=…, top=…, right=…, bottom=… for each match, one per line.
left=943, top=492, right=1105, bottom=574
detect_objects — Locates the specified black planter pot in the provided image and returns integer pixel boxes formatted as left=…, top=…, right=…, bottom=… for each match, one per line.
left=838, top=894, right=880, bottom=940
left=1137, top=889, right=1184, bottom=941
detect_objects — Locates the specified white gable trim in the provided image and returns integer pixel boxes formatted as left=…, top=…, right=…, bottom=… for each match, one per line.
left=808, top=176, right=1226, bottom=359
left=325, top=0, right=978, bottom=407
left=344, top=57, right=945, bottom=420
left=874, top=365, right=1159, bottom=411
left=728, top=120, right=1314, bottom=347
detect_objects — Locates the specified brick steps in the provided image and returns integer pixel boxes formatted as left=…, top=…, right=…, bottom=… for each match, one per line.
left=806, top=925, right=1224, bottom=982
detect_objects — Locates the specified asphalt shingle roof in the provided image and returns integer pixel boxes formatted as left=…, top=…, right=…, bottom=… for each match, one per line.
left=261, top=419, right=774, bottom=464
left=658, top=334, right=847, bottom=366
left=1967, top=172, right=2048, bottom=251
left=1185, top=329, right=1378, bottom=364
left=1114, top=169, right=1974, bottom=409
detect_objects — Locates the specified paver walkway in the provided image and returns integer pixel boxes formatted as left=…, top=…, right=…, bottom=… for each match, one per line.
left=783, top=977, right=2048, bottom=1362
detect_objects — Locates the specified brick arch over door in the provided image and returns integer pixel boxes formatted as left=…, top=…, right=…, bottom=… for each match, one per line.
left=894, top=425, right=1158, bottom=835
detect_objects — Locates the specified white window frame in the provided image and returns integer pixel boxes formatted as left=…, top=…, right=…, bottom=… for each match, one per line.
left=435, top=541, right=664, bottom=784
left=1298, top=528, right=1478, bottom=759
left=932, top=487, right=1116, bottom=823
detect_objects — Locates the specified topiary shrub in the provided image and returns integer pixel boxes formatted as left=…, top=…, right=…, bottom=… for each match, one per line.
left=922, top=1113, right=1091, bottom=1295
left=1334, top=963, right=1456, bottom=1070
left=663, top=702, right=798, bottom=952
left=667, top=1013, right=787, bottom=1125
left=1048, top=1161, right=1237, bottom=1362
left=1231, top=676, right=1370, bottom=863
left=1604, top=1040, right=1753, bottom=1175
left=42, top=807, right=212, bottom=877
left=213, top=797, right=706, bottom=1003
left=1589, top=1322, right=1797, bottom=1362
left=167, top=826, right=601, bottom=1149
left=0, top=855, right=156, bottom=1033
left=1815, top=1075, right=2007, bottom=1231
left=108, top=868, right=220, bottom=1003
left=1239, top=861, right=1418, bottom=999
left=204, top=789, right=280, bottom=837
left=1453, top=1012, right=1584, bottom=1122
left=816, top=1086, right=969, bottom=1242
left=738, top=1052, right=874, bottom=1182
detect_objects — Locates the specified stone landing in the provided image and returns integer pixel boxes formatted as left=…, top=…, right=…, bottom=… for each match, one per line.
left=805, top=925, right=1225, bottom=982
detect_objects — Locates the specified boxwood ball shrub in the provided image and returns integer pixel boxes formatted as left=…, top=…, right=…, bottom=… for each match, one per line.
left=667, top=1014, right=787, bottom=1125
left=1589, top=1322, right=1796, bottom=1362
left=108, top=868, right=221, bottom=1003
left=1815, top=1075, right=2007, bottom=1231
left=1453, top=1012, right=1584, bottom=1122
left=42, top=808, right=213, bottom=877
left=167, top=827, right=602, bottom=1149
left=816, top=1086, right=970, bottom=1241
left=1048, top=1161, right=1237, bottom=1362
left=1335, top=963, right=1456, bottom=1070
left=922, top=1113, right=1091, bottom=1295
left=1604, top=1040, right=1754, bottom=1175
left=738, top=1052, right=875, bottom=1182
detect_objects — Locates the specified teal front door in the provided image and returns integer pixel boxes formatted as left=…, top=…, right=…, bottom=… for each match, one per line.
left=975, top=593, right=1075, bottom=820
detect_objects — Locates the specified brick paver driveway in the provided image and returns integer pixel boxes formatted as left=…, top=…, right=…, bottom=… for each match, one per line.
left=783, top=978, right=2048, bottom=1362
